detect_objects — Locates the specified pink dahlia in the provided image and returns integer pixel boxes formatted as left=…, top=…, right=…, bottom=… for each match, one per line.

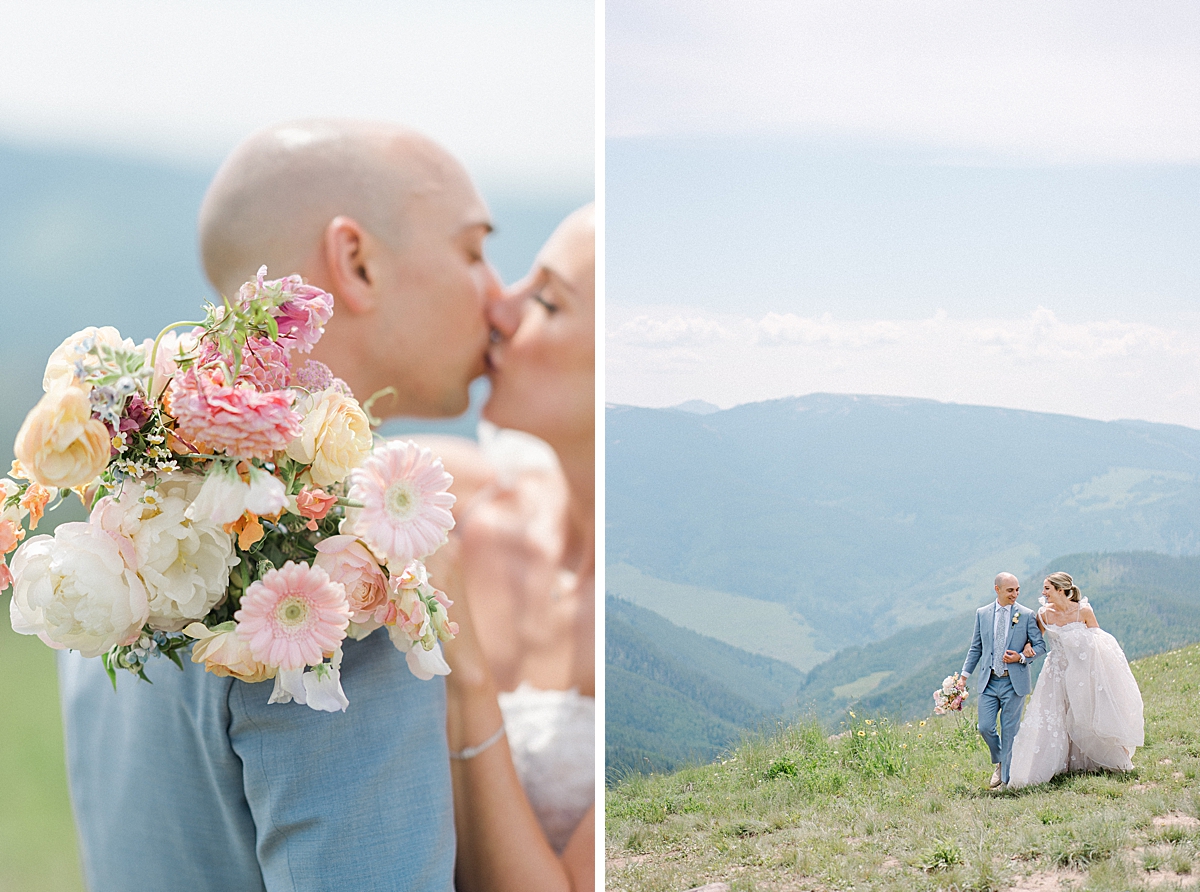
left=234, top=561, right=350, bottom=671
left=168, top=366, right=302, bottom=460
left=198, top=335, right=290, bottom=392
left=346, top=441, right=456, bottom=565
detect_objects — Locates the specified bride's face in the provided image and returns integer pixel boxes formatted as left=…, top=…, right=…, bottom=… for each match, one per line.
left=1043, top=580, right=1063, bottom=604
left=483, top=206, right=595, bottom=449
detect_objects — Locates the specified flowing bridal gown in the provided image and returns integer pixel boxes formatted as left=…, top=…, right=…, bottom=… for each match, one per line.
left=1008, top=611, right=1144, bottom=789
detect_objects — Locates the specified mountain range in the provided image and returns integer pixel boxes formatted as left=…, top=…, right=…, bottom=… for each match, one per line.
left=605, top=395, right=1200, bottom=775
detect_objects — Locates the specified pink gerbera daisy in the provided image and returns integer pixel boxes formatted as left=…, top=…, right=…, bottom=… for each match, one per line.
left=347, top=441, right=456, bottom=565
left=234, top=561, right=350, bottom=670
left=168, top=366, right=302, bottom=459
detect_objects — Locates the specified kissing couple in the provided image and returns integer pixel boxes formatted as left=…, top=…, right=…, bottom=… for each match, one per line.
left=960, top=571, right=1144, bottom=791
left=57, top=120, right=595, bottom=892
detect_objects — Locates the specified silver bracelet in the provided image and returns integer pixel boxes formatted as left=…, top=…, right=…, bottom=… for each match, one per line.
left=449, top=723, right=506, bottom=760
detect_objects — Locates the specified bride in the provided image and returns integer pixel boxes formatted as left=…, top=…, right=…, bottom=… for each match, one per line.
left=423, top=204, right=594, bottom=892
left=1007, top=572, right=1144, bottom=789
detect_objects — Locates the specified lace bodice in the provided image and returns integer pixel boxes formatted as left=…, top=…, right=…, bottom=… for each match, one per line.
left=497, top=683, right=594, bottom=853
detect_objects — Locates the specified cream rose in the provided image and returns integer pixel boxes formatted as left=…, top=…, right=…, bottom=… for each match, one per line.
left=8, top=523, right=148, bottom=658
left=43, top=326, right=136, bottom=391
left=14, top=383, right=111, bottom=489
left=185, top=622, right=276, bottom=683
left=285, top=391, right=372, bottom=487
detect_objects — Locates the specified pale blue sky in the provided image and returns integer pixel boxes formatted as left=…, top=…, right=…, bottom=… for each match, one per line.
left=606, top=1, right=1200, bottom=427
left=0, top=0, right=594, bottom=189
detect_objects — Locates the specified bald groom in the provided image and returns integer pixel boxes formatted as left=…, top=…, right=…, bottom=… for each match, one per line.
left=59, top=120, right=502, bottom=892
left=960, top=572, right=1047, bottom=790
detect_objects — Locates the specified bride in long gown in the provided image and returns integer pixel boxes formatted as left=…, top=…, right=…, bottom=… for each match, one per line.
left=1007, top=572, right=1145, bottom=789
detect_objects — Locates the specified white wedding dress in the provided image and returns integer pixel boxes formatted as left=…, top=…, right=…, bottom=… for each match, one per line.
left=498, top=683, right=595, bottom=853
left=1008, top=608, right=1144, bottom=789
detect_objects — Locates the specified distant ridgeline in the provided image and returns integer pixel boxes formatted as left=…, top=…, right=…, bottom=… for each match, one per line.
left=606, top=394, right=1200, bottom=778
left=607, top=551, right=1200, bottom=779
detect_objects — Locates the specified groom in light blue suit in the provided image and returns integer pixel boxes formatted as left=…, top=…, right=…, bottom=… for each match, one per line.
left=58, top=122, right=502, bottom=891
left=961, top=572, right=1046, bottom=789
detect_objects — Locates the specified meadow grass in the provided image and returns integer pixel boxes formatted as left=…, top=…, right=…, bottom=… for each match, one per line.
left=0, top=599, right=84, bottom=892
left=605, top=643, right=1200, bottom=891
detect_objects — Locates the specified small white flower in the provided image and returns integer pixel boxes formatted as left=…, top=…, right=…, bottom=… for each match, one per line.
left=187, top=463, right=287, bottom=526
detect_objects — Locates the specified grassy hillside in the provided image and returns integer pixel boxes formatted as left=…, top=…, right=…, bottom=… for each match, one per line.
left=0, top=597, right=84, bottom=892
left=606, top=642, right=1200, bottom=892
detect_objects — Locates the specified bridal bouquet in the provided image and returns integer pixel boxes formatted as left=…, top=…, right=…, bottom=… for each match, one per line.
left=2, top=268, right=457, bottom=712
left=933, top=672, right=968, bottom=714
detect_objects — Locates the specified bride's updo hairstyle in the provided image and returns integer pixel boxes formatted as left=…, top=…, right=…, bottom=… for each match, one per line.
left=1045, top=572, right=1082, bottom=602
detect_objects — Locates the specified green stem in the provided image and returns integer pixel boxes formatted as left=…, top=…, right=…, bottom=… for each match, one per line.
left=149, top=321, right=204, bottom=368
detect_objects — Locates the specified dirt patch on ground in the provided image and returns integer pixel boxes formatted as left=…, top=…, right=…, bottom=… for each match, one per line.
left=1143, top=869, right=1199, bottom=887
left=605, top=853, right=653, bottom=870
left=1004, top=867, right=1085, bottom=890
left=1153, top=812, right=1200, bottom=829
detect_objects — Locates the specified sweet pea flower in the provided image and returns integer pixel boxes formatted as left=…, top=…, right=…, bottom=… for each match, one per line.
left=186, top=463, right=287, bottom=527
left=295, top=487, right=338, bottom=531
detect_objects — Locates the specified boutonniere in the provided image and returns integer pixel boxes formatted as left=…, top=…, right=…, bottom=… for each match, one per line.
left=1011, top=610, right=1021, bottom=626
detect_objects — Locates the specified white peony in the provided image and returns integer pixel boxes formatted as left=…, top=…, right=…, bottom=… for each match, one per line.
left=92, top=475, right=238, bottom=631
left=8, top=523, right=149, bottom=657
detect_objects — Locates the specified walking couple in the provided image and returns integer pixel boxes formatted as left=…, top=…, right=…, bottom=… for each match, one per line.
left=960, top=571, right=1144, bottom=791
left=56, top=120, right=595, bottom=891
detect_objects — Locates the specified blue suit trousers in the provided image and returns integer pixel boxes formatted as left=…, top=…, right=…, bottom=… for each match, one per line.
left=977, top=671, right=1025, bottom=785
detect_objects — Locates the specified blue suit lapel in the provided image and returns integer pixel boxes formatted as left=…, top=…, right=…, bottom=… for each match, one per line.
left=1004, top=606, right=1020, bottom=650
left=985, top=602, right=997, bottom=656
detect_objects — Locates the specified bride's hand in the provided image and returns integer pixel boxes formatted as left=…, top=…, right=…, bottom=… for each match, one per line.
left=426, top=535, right=489, bottom=684
left=1022, top=643, right=1035, bottom=659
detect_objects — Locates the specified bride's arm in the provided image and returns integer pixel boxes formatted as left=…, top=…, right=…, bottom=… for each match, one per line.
left=436, top=541, right=593, bottom=892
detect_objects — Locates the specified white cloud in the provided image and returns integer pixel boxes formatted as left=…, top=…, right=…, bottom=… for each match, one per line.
left=608, top=0, right=1200, bottom=164
left=607, top=305, right=1200, bottom=427
left=0, top=0, right=594, bottom=185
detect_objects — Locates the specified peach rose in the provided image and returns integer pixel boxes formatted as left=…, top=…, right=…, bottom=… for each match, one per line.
left=313, top=534, right=389, bottom=636
left=184, top=622, right=276, bottom=684
left=285, top=391, right=372, bottom=487
left=14, top=383, right=111, bottom=488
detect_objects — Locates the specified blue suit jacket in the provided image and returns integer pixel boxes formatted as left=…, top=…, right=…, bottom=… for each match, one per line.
left=961, top=600, right=1047, bottom=697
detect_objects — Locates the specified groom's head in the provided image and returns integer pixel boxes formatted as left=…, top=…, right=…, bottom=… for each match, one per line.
left=198, top=120, right=500, bottom=419
left=994, top=573, right=1020, bottom=606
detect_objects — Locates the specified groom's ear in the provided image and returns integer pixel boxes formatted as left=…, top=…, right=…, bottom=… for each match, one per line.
left=322, top=215, right=380, bottom=315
